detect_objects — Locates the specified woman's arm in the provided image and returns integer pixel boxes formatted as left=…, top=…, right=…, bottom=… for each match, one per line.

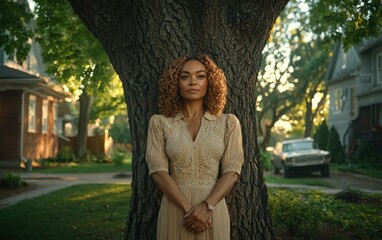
left=152, top=171, right=193, bottom=213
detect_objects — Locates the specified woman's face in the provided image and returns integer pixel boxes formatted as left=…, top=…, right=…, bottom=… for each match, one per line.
left=178, top=60, right=208, bottom=102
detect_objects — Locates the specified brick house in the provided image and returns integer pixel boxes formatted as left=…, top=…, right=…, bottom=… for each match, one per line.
left=326, top=36, right=382, bottom=157
left=0, top=44, right=71, bottom=168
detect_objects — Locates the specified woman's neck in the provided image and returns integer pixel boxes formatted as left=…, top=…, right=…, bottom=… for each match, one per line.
left=182, top=101, right=205, bottom=119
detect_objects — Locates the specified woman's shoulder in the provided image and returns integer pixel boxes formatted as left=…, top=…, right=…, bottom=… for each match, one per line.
left=220, top=113, right=241, bottom=129
left=149, top=114, right=175, bottom=126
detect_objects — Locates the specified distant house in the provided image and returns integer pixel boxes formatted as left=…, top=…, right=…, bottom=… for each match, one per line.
left=0, top=42, right=72, bottom=168
left=326, top=36, right=382, bottom=156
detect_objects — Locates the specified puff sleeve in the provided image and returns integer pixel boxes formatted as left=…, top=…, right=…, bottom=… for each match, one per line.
left=221, top=114, right=244, bottom=175
left=145, top=115, right=169, bottom=175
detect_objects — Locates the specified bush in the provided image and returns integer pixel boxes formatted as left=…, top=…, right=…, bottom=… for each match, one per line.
left=327, top=126, right=345, bottom=163
left=111, top=151, right=126, bottom=166
left=315, top=120, right=329, bottom=150
left=334, top=188, right=362, bottom=203
left=352, top=141, right=382, bottom=168
left=0, top=173, right=28, bottom=189
left=261, top=151, right=272, bottom=171
left=57, top=146, right=75, bottom=162
left=109, top=118, right=132, bottom=144
left=269, top=189, right=327, bottom=238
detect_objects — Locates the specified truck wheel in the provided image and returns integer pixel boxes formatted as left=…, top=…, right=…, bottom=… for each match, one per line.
left=283, top=166, right=291, bottom=178
left=321, top=164, right=330, bottom=177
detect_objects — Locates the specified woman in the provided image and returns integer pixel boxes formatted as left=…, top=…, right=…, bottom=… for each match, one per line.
left=146, top=54, right=244, bottom=240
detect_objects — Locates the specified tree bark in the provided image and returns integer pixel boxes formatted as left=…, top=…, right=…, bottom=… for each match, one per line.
left=68, top=0, right=289, bottom=239
left=75, top=92, right=93, bottom=158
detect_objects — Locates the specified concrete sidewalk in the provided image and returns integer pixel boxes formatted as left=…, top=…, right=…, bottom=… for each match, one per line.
left=1, top=171, right=382, bottom=209
left=0, top=172, right=132, bottom=209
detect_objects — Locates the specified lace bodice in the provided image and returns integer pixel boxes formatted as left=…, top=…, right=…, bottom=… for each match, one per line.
left=146, top=111, right=244, bottom=183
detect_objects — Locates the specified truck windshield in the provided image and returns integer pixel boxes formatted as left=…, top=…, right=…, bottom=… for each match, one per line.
left=282, top=141, right=316, bottom=152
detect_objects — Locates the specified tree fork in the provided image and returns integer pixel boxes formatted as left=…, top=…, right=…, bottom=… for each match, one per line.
left=68, top=0, right=288, bottom=239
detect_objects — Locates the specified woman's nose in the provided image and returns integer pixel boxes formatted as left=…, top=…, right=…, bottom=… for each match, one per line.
left=189, top=77, right=196, bottom=85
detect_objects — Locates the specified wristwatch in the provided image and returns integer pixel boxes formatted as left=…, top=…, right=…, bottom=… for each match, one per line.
left=203, top=200, right=214, bottom=212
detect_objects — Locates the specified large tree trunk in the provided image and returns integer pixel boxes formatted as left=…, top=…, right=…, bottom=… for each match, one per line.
left=304, top=99, right=313, bottom=138
left=75, top=92, right=93, bottom=158
left=69, top=1, right=289, bottom=239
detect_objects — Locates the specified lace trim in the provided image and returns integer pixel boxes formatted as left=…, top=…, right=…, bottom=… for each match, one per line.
left=148, top=162, right=169, bottom=173
left=176, top=179, right=216, bottom=186
left=222, top=162, right=242, bottom=173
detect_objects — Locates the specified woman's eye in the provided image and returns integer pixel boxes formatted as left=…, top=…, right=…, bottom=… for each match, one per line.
left=180, top=75, right=188, bottom=80
left=197, top=75, right=206, bottom=79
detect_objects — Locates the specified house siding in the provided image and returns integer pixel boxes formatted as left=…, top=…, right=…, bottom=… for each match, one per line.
left=23, top=94, right=58, bottom=160
left=0, top=90, right=22, bottom=164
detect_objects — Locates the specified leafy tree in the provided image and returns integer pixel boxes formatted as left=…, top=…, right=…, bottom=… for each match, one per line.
left=109, top=117, right=132, bottom=145
left=307, top=0, right=382, bottom=50
left=327, top=126, right=345, bottom=163
left=289, top=38, right=330, bottom=138
left=315, top=120, right=329, bottom=150
left=0, top=0, right=32, bottom=62
left=68, top=1, right=290, bottom=239
left=33, top=0, right=115, bottom=158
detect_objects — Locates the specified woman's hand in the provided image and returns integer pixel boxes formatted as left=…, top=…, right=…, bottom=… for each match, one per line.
left=183, top=202, right=212, bottom=233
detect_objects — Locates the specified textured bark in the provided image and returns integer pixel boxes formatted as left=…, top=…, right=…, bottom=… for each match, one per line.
left=75, top=92, right=93, bottom=158
left=68, top=0, right=289, bottom=239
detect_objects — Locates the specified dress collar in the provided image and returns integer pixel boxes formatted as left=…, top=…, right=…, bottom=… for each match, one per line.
left=173, top=111, right=217, bottom=122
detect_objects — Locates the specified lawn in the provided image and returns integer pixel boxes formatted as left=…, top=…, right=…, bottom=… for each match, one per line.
left=0, top=184, right=130, bottom=240
left=1, top=184, right=381, bottom=240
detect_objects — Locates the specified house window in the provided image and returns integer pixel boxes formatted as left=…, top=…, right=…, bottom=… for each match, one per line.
left=42, top=100, right=48, bottom=134
left=28, top=95, right=37, bottom=132
left=377, top=53, right=382, bottom=84
left=52, top=102, right=59, bottom=134
left=350, top=88, right=355, bottom=117
left=341, top=51, right=347, bottom=69
left=333, top=88, right=344, bottom=113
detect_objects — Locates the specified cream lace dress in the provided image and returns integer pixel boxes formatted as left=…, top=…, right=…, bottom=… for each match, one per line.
left=146, top=111, right=244, bottom=240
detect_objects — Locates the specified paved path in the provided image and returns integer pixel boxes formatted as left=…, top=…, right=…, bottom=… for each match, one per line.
left=0, top=172, right=132, bottom=209
left=1, top=171, right=381, bottom=209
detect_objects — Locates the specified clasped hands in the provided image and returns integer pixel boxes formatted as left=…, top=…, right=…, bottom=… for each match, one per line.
left=183, top=202, right=212, bottom=233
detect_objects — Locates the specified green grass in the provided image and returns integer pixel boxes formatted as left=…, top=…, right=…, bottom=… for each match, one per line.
left=0, top=184, right=131, bottom=240
left=1, top=184, right=381, bottom=240
left=331, top=163, right=382, bottom=179
left=32, top=159, right=132, bottom=174
left=265, top=175, right=333, bottom=187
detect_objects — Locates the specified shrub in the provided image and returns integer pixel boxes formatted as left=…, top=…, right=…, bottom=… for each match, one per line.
left=57, top=146, right=75, bottom=162
left=0, top=173, right=28, bottom=189
left=327, top=126, right=345, bottom=163
left=352, top=141, right=382, bottom=168
left=112, top=151, right=126, bottom=166
left=269, top=189, right=327, bottom=238
left=260, top=151, right=272, bottom=171
left=334, top=188, right=362, bottom=203
left=315, top=120, right=329, bottom=150
left=109, top=118, right=132, bottom=144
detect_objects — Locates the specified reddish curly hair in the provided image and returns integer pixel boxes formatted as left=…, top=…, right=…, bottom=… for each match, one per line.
left=158, top=54, right=227, bottom=117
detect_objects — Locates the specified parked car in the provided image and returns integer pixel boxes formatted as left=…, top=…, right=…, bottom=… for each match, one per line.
left=270, top=138, right=331, bottom=177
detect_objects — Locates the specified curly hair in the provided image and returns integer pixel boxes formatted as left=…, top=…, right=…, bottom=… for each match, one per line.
left=158, top=54, right=227, bottom=117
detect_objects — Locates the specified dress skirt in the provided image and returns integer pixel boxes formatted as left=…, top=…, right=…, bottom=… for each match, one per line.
left=156, top=184, right=230, bottom=240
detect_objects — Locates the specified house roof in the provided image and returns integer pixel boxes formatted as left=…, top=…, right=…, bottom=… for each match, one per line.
left=0, top=64, right=70, bottom=100
left=0, top=65, right=40, bottom=82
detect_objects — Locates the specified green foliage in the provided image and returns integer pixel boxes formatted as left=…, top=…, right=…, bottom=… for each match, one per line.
left=327, top=126, right=345, bottom=163
left=352, top=141, right=382, bottom=168
left=109, top=117, right=132, bottom=144
left=0, top=1, right=33, bottom=62
left=111, top=151, right=126, bottom=167
left=307, top=0, right=382, bottom=50
left=269, top=188, right=382, bottom=239
left=334, top=188, right=362, bottom=204
left=315, top=120, right=329, bottom=150
left=260, top=151, right=272, bottom=171
left=0, top=173, right=28, bottom=189
left=57, top=146, right=75, bottom=163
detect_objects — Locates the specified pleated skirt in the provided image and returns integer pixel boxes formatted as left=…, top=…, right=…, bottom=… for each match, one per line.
left=156, top=184, right=230, bottom=240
